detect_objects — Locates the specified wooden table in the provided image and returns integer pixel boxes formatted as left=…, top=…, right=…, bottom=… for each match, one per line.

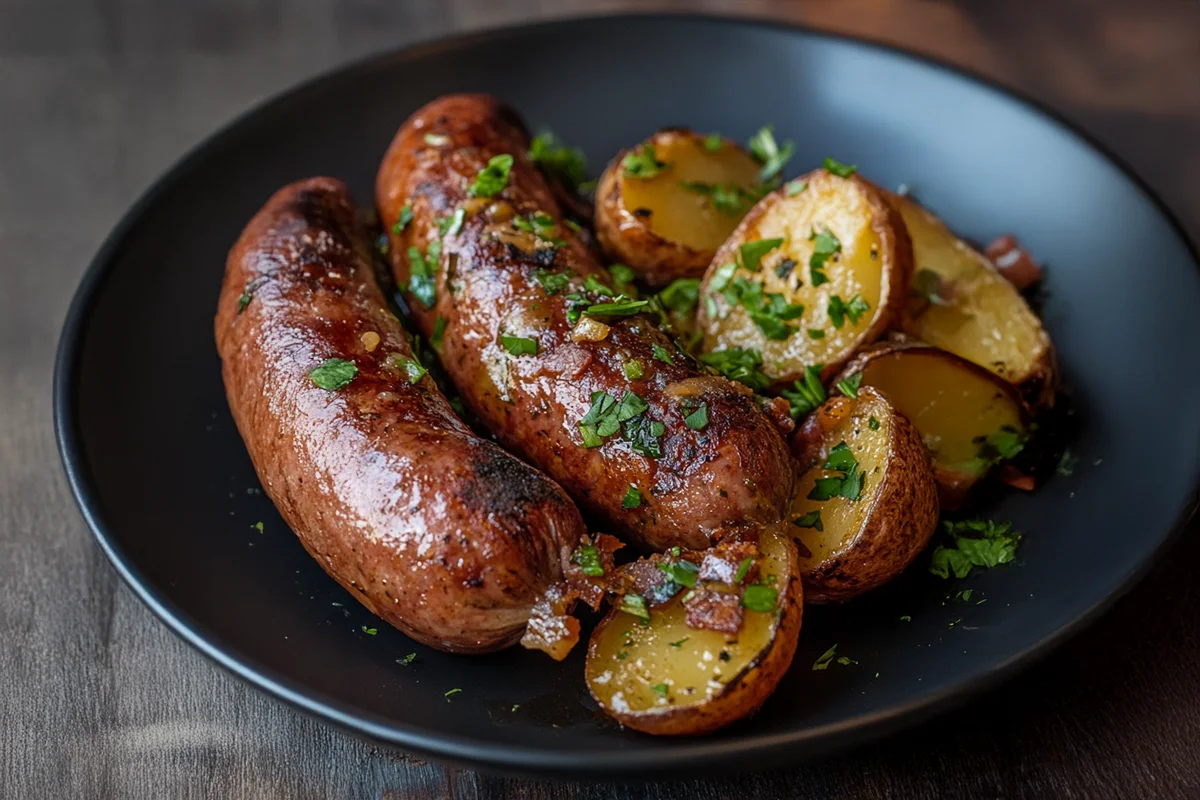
left=4, top=0, right=1199, bottom=796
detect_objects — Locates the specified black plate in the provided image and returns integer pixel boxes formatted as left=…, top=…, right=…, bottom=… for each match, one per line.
left=55, top=14, right=1200, bottom=777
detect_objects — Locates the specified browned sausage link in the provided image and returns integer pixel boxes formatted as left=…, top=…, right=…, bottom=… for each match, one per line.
left=215, top=177, right=585, bottom=653
left=376, top=95, right=794, bottom=551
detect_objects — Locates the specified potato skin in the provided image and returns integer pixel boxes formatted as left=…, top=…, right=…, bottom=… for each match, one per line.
left=376, top=95, right=794, bottom=552
left=586, top=542, right=803, bottom=735
left=791, top=389, right=940, bottom=603
left=698, top=169, right=913, bottom=389
left=215, top=177, right=584, bottom=653
left=594, top=131, right=752, bottom=287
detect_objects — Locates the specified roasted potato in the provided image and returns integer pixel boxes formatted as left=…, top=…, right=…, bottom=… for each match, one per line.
left=787, top=387, right=939, bottom=603
left=585, top=529, right=802, bottom=735
left=595, top=129, right=763, bottom=287
left=698, top=168, right=912, bottom=390
left=886, top=190, right=1057, bottom=407
left=835, top=342, right=1031, bottom=507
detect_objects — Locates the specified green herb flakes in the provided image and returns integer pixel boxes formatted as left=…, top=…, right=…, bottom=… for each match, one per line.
left=807, top=442, right=863, bottom=501
left=622, top=142, right=669, bottom=179
left=868, top=416, right=881, bottom=431
left=652, top=343, right=675, bottom=365
left=622, top=485, right=642, bottom=509
left=808, top=228, right=841, bottom=287
left=786, top=180, right=807, bottom=196
left=623, top=360, right=645, bottom=380
left=929, top=519, right=1023, bottom=579
left=406, top=245, right=438, bottom=309
left=534, top=268, right=571, bottom=295
left=703, top=133, right=723, bottom=151
left=793, top=510, right=823, bottom=531
left=391, top=204, right=413, bottom=234
left=668, top=637, right=689, bottom=648
left=658, top=557, right=699, bottom=588
left=742, top=584, right=777, bottom=613
left=431, top=316, right=447, bottom=349
left=684, top=403, right=709, bottom=431
left=650, top=682, right=669, bottom=698
left=734, top=557, right=754, bottom=584
left=827, top=294, right=870, bottom=329
left=500, top=334, right=538, bottom=356
left=424, top=132, right=450, bottom=147
left=1056, top=449, right=1078, bottom=477
left=309, top=358, right=357, bottom=391
left=781, top=364, right=826, bottom=419
left=468, top=154, right=514, bottom=197
left=528, top=131, right=588, bottom=190
left=836, top=372, right=862, bottom=398
left=619, top=593, right=650, bottom=620
left=748, top=125, right=795, bottom=182
left=398, top=652, right=416, bottom=666
left=362, top=626, right=377, bottom=635
left=444, top=688, right=462, bottom=701
left=739, top=238, right=785, bottom=272
left=658, top=278, right=701, bottom=315
left=700, top=347, right=772, bottom=392
left=812, top=644, right=839, bottom=670
left=572, top=544, right=606, bottom=577
left=823, top=156, right=857, bottom=178
left=807, top=328, right=825, bottom=340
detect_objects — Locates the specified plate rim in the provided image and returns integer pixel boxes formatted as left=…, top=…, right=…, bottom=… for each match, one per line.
left=52, top=11, right=1200, bottom=777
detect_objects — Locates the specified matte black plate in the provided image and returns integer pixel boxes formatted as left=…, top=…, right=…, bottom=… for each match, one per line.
left=55, top=14, right=1200, bottom=777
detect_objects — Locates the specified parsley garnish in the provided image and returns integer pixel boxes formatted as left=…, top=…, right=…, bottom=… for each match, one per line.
left=407, top=244, right=438, bottom=309
left=309, top=358, right=357, bottom=391
left=808, top=228, right=841, bottom=287
left=703, top=133, right=723, bottom=151
left=534, top=269, right=571, bottom=295
left=812, top=644, right=839, bottom=670
left=827, top=294, right=870, bottom=328
left=823, top=156, right=857, bottom=178
left=444, top=688, right=462, bottom=701
left=739, top=238, right=785, bottom=272
left=781, top=364, right=826, bottom=419
left=468, top=154, right=514, bottom=197
left=650, top=683, right=669, bottom=698
left=913, top=268, right=950, bottom=306
left=444, top=207, right=465, bottom=237
left=684, top=403, right=708, bottom=431
left=623, top=416, right=667, bottom=458
left=431, top=316, right=446, bottom=349
left=622, top=485, right=642, bottom=509
left=582, top=299, right=648, bottom=319
left=652, top=343, right=675, bottom=365
left=742, top=584, right=778, bottom=612
left=658, top=557, right=699, bottom=587
left=528, top=130, right=588, bottom=190
left=391, top=204, right=413, bottom=234
left=572, top=544, right=606, bottom=576
left=608, top=263, right=637, bottom=296
left=398, top=653, right=416, bottom=666
left=929, top=519, right=1022, bottom=579
left=362, top=626, right=377, bottom=635
left=668, top=637, right=689, bottom=648
left=807, top=442, right=863, bottom=501
left=793, top=510, right=823, bottom=531
left=622, top=142, right=669, bottom=179
left=679, top=181, right=755, bottom=216
left=748, top=125, right=795, bottom=182
left=658, top=278, right=700, bottom=315
left=836, top=372, right=862, bottom=398
left=623, top=360, right=645, bottom=380
left=252, top=521, right=264, bottom=533
left=807, top=329, right=825, bottom=340
left=1056, top=449, right=1078, bottom=477
left=734, top=557, right=754, bottom=584
left=424, top=132, right=450, bottom=147
left=786, top=180, right=807, bottom=196
left=578, top=390, right=662, bottom=455
left=618, top=593, right=650, bottom=620
left=237, top=279, right=264, bottom=314
left=387, top=354, right=427, bottom=384
left=500, top=334, right=538, bottom=356
left=973, top=425, right=1027, bottom=464
left=700, top=348, right=772, bottom=392
left=868, top=416, right=881, bottom=431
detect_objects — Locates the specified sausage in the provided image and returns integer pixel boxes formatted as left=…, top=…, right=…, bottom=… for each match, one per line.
left=215, top=177, right=585, bottom=653
left=376, top=95, right=794, bottom=551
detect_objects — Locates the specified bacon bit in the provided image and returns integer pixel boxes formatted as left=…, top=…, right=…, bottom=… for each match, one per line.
left=985, top=234, right=1043, bottom=291
left=760, top=395, right=795, bottom=440
left=998, top=464, right=1037, bottom=492
left=520, top=583, right=581, bottom=661
left=564, top=533, right=623, bottom=610
left=684, top=589, right=743, bottom=634
left=697, top=541, right=757, bottom=584
left=360, top=331, right=381, bottom=352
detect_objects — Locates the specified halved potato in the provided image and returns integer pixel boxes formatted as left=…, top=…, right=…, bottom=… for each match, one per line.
left=787, top=387, right=939, bottom=603
left=886, top=190, right=1057, bottom=407
left=698, top=168, right=912, bottom=390
left=594, top=129, right=762, bottom=287
left=835, top=342, right=1031, bottom=506
left=585, top=529, right=801, bottom=735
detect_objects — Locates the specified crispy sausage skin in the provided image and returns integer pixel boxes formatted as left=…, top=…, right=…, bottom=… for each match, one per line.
left=215, top=177, right=585, bottom=653
left=377, top=95, right=794, bottom=551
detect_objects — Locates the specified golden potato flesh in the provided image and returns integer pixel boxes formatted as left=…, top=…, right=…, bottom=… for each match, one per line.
left=787, top=388, right=940, bottom=603
left=841, top=343, right=1029, bottom=504
left=594, top=130, right=762, bottom=286
left=888, top=191, right=1055, bottom=406
left=585, top=529, right=801, bottom=735
left=698, top=169, right=911, bottom=388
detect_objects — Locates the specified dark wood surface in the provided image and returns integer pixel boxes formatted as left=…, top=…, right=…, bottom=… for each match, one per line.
left=3, top=0, right=1199, bottom=797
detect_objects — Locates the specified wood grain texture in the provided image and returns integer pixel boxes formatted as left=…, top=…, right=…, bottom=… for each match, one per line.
left=2, top=0, right=1199, bottom=797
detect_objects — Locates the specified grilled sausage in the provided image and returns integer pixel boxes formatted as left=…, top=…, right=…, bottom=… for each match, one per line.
left=376, top=95, right=794, bottom=551
left=215, top=177, right=585, bottom=653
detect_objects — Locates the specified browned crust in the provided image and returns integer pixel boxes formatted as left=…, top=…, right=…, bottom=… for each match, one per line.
left=697, top=168, right=914, bottom=390
left=593, top=131, right=732, bottom=287
left=797, top=388, right=940, bottom=603
left=215, top=177, right=585, bottom=653
left=375, top=95, right=794, bottom=552
left=586, top=544, right=803, bottom=735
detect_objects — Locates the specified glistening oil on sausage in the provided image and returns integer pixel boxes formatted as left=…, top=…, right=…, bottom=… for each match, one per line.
left=377, top=95, right=795, bottom=551
left=215, top=177, right=585, bottom=654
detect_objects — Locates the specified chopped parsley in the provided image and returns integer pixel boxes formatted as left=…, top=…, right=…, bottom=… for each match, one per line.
left=668, top=637, right=690, bottom=649
left=424, top=132, right=450, bottom=147
left=387, top=354, right=427, bottom=384
left=793, top=510, right=823, bottom=531
left=836, top=656, right=858, bottom=666
left=899, top=615, right=911, bottom=623
left=252, top=521, right=264, bottom=533
left=407, top=244, right=438, bottom=309
left=578, top=390, right=663, bottom=456
left=836, top=372, right=862, bottom=398
left=391, top=204, right=413, bottom=234
left=584, top=274, right=615, bottom=297
left=703, top=133, right=723, bottom=151
left=572, top=544, right=606, bottom=577
left=679, top=181, right=755, bottom=216
left=748, top=125, right=795, bottom=182
left=309, top=358, right=358, bottom=391
left=807, top=329, right=825, bottom=340
left=1056, top=449, right=1078, bottom=477
left=738, top=238, right=785, bottom=272
left=444, top=688, right=462, bottom=701
left=431, top=316, right=446, bottom=349
left=650, top=683, right=669, bottom=698
left=443, top=207, right=466, bottom=237
left=621, top=485, right=642, bottom=509
left=742, top=584, right=777, bottom=612
left=807, top=442, right=863, bottom=501
left=683, top=403, right=709, bottom=431
left=973, top=425, right=1027, bottom=464
left=362, top=626, right=377, bottom=635
left=237, top=279, right=264, bottom=314
left=608, top=263, right=637, bottom=296
left=623, top=415, right=667, bottom=458
left=467, top=154, right=514, bottom=197
left=398, top=652, right=416, bottom=666
left=700, top=348, right=772, bottom=392
left=718, top=277, right=804, bottom=340
left=734, top=557, right=754, bottom=584
left=658, top=557, right=699, bottom=587
left=786, top=180, right=807, bottom=196
left=827, top=294, right=870, bottom=329
left=581, top=298, right=648, bottom=319
left=618, top=593, right=650, bottom=620
left=808, top=228, right=841, bottom=287
left=534, top=268, right=571, bottom=295
left=781, top=364, right=826, bottom=419
left=913, top=268, right=950, bottom=306
left=823, top=156, right=857, bottom=178
left=652, top=343, right=675, bottom=365
left=528, top=130, right=588, bottom=190
left=929, top=519, right=1022, bottom=579
left=500, top=334, right=538, bottom=356
left=623, top=360, right=645, bottom=380
left=622, top=142, right=669, bottom=179
left=868, top=416, right=881, bottom=431
left=812, top=644, right=839, bottom=670
left=658, top=278, right=700, bottom=315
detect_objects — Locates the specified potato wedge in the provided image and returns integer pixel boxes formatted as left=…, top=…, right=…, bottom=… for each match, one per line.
left=835, top=342, right=1031, bottom=506
left=698, top=168, right=912, bottom=390
left=595, top=129, right=762, bottom=287
left=886, top=190, right=1057, bottom=407
left=787, top=387, right=939, bottom=603
left=585, top=529, right=801, bottom=735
